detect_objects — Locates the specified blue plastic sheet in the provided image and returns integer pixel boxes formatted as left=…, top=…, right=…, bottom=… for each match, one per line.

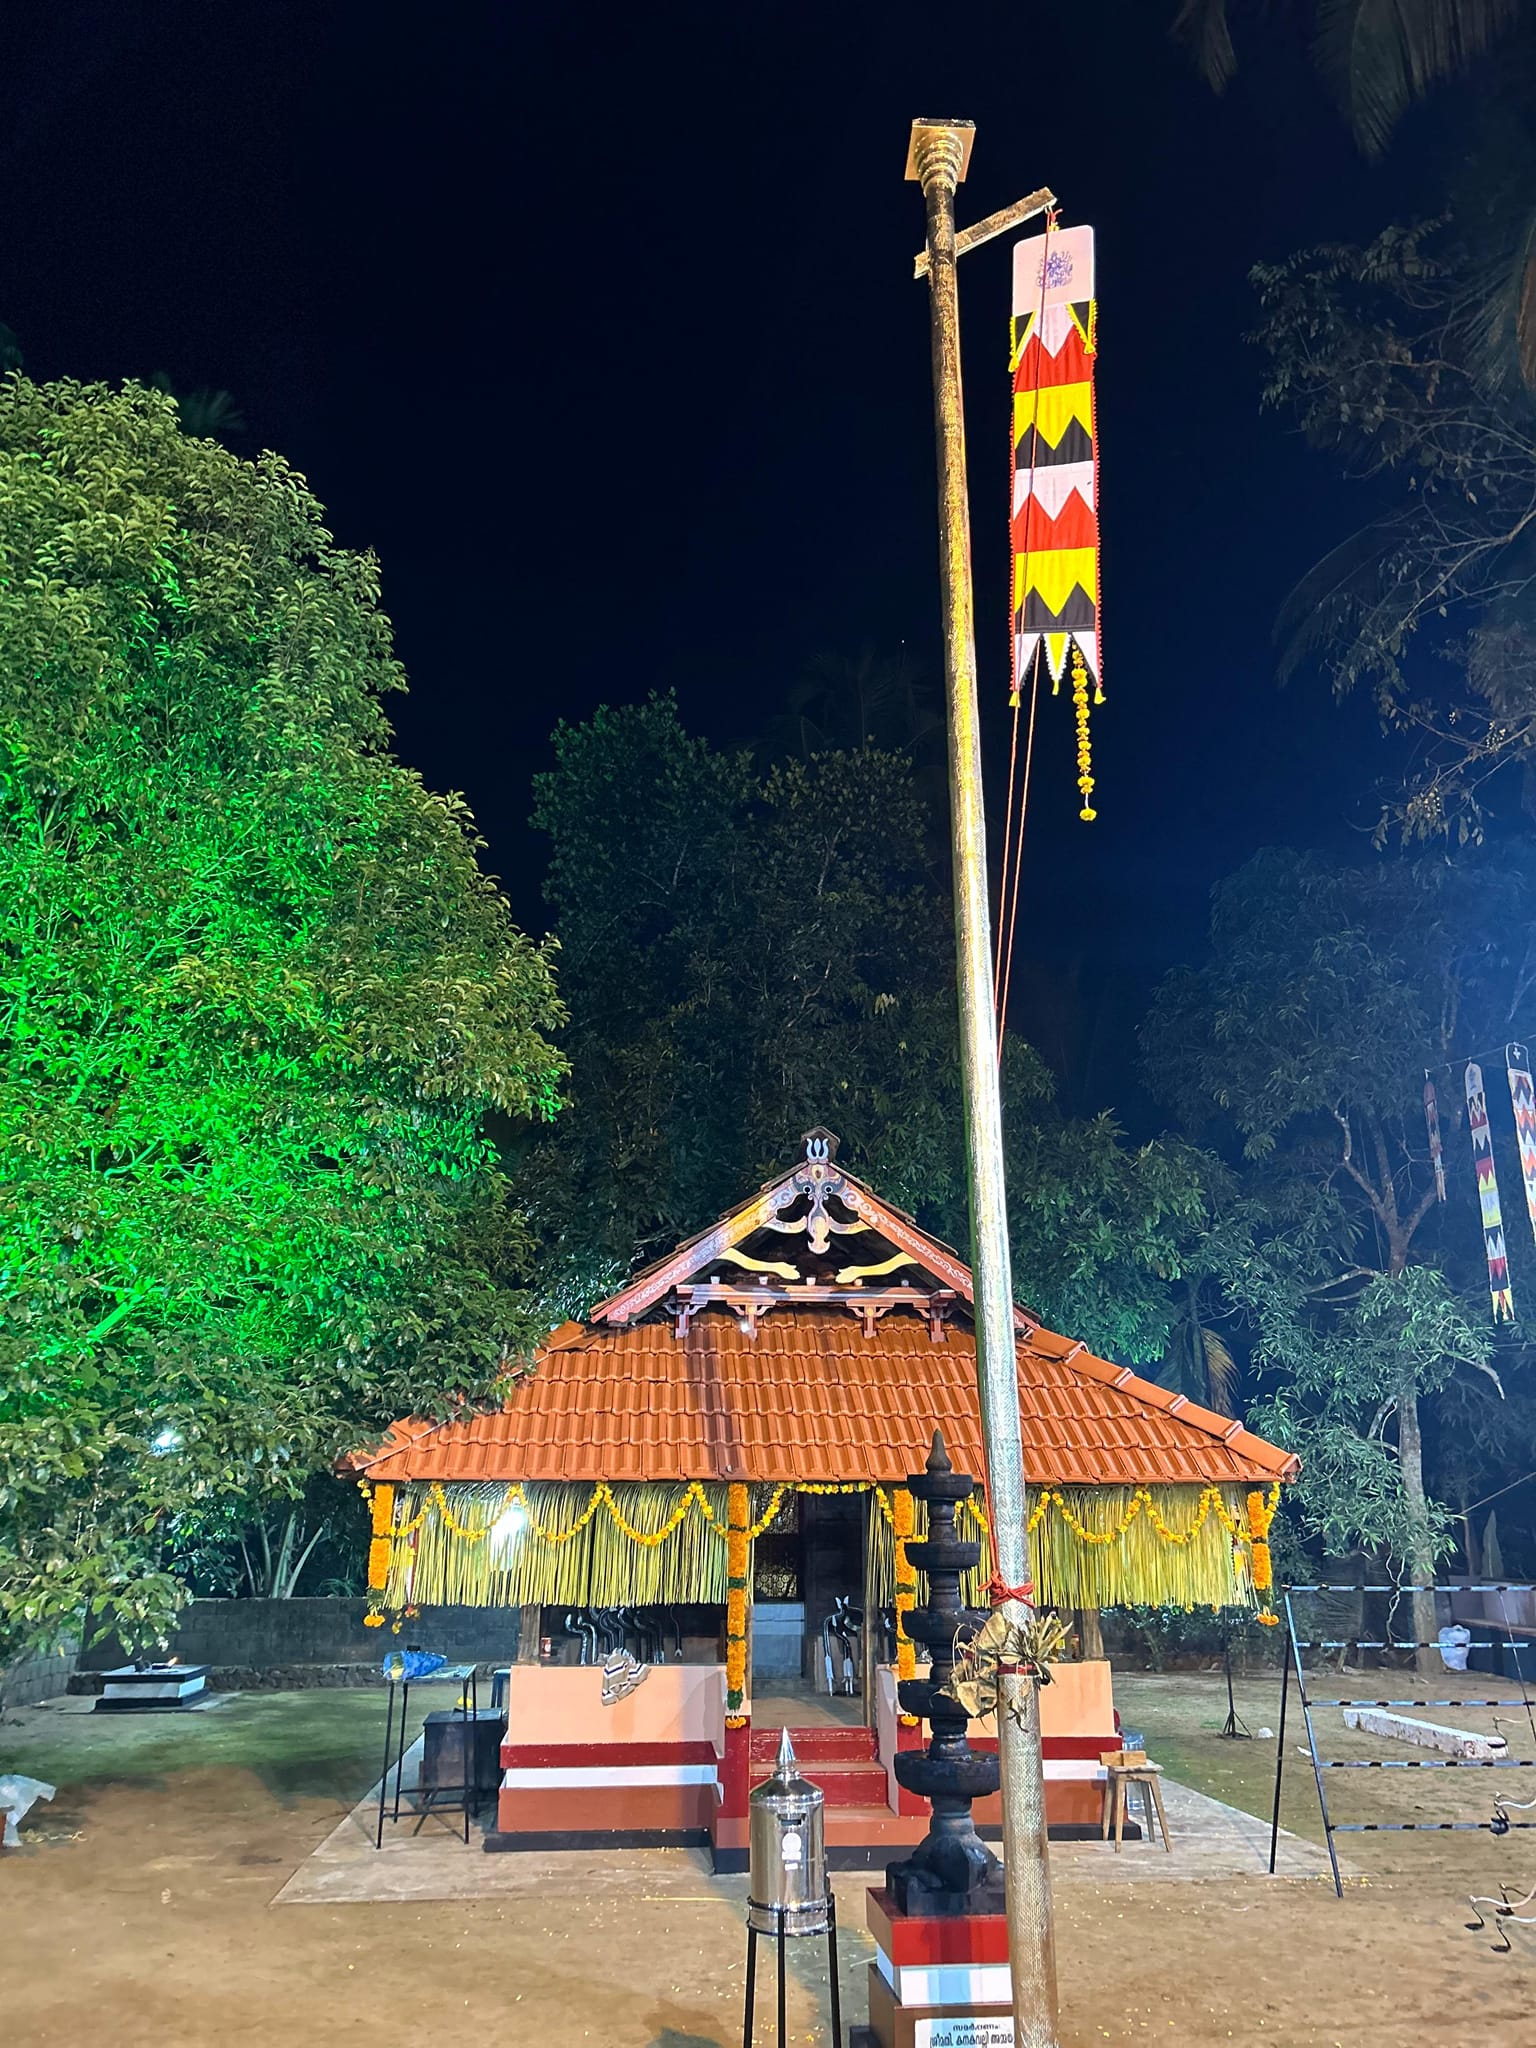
left=382, top=1649, right=448, bottom=1683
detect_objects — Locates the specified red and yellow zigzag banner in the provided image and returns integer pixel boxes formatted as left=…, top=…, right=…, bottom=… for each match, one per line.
left=1011, top=222, right=1100, bottom=819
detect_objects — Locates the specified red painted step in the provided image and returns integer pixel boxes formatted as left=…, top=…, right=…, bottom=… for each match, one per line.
left=749, top=1724, right=878, bottom=1765
left=749, top=1731, right=890, bottom=1808
left=750, top=1758, right=892, bottom=1808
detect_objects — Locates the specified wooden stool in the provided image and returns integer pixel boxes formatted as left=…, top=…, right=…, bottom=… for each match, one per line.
left=1099, top=1750, right=1171, bottom=1853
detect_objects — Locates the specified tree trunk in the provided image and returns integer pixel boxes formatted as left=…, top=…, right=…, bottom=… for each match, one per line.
left=1076, top=1607, right=1105, bottom=1661
left=1396, top=1383, right=1439, bottom=1676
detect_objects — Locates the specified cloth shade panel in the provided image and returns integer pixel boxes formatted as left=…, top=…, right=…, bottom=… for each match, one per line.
left=382, top=1481, right=733, bottom=1609
left=868, top=1484, right=1256, bottom=1614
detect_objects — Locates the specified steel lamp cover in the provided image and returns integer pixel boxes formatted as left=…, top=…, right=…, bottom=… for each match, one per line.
left=747, top=1728, right=830, bottom=1936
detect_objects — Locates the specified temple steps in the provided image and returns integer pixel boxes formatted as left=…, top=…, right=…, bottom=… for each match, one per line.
left=749, top=1724, right=877, bottom=1765
left=749, top=1727, right=888, bottom=1807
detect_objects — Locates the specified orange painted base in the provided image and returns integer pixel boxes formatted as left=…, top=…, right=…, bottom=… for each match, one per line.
left=496, top=1783, right=714, bottom=1833
left=964, top=1780, right=1101, bottom=1831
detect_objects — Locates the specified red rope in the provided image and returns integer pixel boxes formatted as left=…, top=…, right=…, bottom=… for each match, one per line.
left=995, top=643, right=1041, bottom=1059
left=994, top=209, right=1057, bottom=1048
left=992, top=697, right=1021, bottom=1012
left=987, top=1574, right=1035, bottom=1609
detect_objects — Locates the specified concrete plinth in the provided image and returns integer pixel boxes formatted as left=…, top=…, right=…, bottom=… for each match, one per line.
left=1341, top=1707, right=1507, bottom=1759
left=94, top=1664, right=210, bottom=1711
left=862, top=1887, right=1015, bottom=2048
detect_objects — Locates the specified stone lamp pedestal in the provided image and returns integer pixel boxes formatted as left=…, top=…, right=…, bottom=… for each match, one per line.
left=858, top=1431, right=1017, bottom=2048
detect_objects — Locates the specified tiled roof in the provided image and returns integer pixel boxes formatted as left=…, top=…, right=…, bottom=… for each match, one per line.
left=352, top=1308, right=1297, bottom=1488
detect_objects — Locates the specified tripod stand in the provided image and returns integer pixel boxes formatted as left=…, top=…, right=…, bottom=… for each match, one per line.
left=1218, top=1610, right=1251, bottom=1740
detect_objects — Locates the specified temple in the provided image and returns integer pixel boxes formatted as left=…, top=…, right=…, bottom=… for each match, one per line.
left=347, top=1130, right=1296, bottom=1865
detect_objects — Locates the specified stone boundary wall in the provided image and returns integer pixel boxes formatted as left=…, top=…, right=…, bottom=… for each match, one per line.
left=75, top=1598, right=521, bottom=1685
left=0, top=1639, right=79, bottom=1712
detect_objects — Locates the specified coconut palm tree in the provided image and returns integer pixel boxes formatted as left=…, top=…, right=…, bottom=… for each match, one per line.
left=148, top=371, right=247, bottom=442
left=1155, top=1277, right=1240, bottom=1417
left=1174, top=2, right=1536, bottom=383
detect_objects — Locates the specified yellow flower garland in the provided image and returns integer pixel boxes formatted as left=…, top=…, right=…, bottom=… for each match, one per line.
left=1070, top=643, right=1099, bottom=822
left=357, top=1472, right=1287, bottom=1631
left=1004, top=1482, right=1262, bottom=1552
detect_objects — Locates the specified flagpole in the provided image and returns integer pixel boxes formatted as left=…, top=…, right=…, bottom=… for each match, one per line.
left=906, top=117, right=1060, bottom=2047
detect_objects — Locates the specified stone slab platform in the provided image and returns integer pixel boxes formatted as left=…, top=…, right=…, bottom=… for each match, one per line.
left=273, top=1768, right=1341, bottom=1908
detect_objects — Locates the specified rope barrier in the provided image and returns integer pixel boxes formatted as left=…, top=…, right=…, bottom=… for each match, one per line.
left=1270, top=1582, right=1536, bottom=1902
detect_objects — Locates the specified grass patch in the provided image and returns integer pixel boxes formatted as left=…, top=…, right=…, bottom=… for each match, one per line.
left=1, top=1689, right=393, bottom=1806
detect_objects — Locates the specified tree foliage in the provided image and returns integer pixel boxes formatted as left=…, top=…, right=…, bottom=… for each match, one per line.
left=1176, top=2, right=1524, bottom=151
left=0, top=377, right=564, bottom=1654
left=1251, top=223, right=1536, bottom=840
left=1175, top=1, right=1536, bottom=382
left=1142, top=848, right=1527, bottom=1625
left=524, top=694, right=1209, bottom=1363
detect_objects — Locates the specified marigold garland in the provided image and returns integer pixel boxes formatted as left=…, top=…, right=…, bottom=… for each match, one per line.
left=892, top=1485, right=919, bottom=1724
left=1070, top=643, right=1098, bottom=822
left=365, top=1482, right=397, bottom=1595
left=1247, top=1483, right=1281, bottom=1624
left=724, top=1482, right=750, bottom=1713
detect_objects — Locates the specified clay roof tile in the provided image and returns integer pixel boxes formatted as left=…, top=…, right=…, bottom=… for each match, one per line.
left=354, top=1304, right=1297, bottom=1489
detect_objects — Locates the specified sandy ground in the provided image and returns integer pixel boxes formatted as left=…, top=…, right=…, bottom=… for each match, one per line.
left=1, top=1672, right=1534, bottom=2045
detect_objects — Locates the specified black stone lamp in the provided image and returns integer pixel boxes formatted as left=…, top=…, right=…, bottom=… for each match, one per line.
left=886, top=1429, right=1006, bottom=1917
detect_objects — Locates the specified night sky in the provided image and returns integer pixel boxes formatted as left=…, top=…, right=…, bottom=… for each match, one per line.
left=3, top=2, right=1406, bottom=1117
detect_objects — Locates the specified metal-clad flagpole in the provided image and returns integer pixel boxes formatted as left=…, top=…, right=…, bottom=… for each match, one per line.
left=906, top=117, right=1060, bottom=2047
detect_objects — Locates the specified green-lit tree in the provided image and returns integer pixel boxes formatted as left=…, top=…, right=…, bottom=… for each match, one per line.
left=0, top=377, right=565, bottom=1654
left=523, top=693, right=1209, bottom=1364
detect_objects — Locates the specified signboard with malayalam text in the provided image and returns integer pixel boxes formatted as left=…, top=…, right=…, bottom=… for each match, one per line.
left=914, top=2020, right=1014, bottom=2048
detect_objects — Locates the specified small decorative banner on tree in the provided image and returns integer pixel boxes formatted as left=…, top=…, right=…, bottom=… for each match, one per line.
left=1010, top=221, right=1100, bottom=818
left=1423, top=1076, right=1446, bottom=1203
left=1506, top=1044, right=1536, bottom=1251
left=1467, top=1061, right=1515, bottom=1322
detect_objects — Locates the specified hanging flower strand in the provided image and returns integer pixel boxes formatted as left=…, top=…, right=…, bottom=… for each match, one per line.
left=724, top=1483, right=750, bottom=1723
left=1248, top=1485, right=1281, bottom=1626
left=893, top=1486, right=919, bottom=1726
left=1071, top=643, right=1097, bottom=822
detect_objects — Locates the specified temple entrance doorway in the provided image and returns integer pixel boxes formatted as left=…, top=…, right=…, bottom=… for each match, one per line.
left=749, top=1490, right=871, bottom=1711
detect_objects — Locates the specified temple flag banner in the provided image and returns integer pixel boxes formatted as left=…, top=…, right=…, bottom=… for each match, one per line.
left=1423, top=1076, right=1446, bottom=1203
left=1467, top=1061, right=1515, bottom=1322
left=1507, top=1043, right=1536, bottom=1250
left=1010, top=220, right=1101, bottom=820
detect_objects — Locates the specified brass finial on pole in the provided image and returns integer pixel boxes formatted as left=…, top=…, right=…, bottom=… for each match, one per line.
left=905, top=117, right=1060, bottom=2046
